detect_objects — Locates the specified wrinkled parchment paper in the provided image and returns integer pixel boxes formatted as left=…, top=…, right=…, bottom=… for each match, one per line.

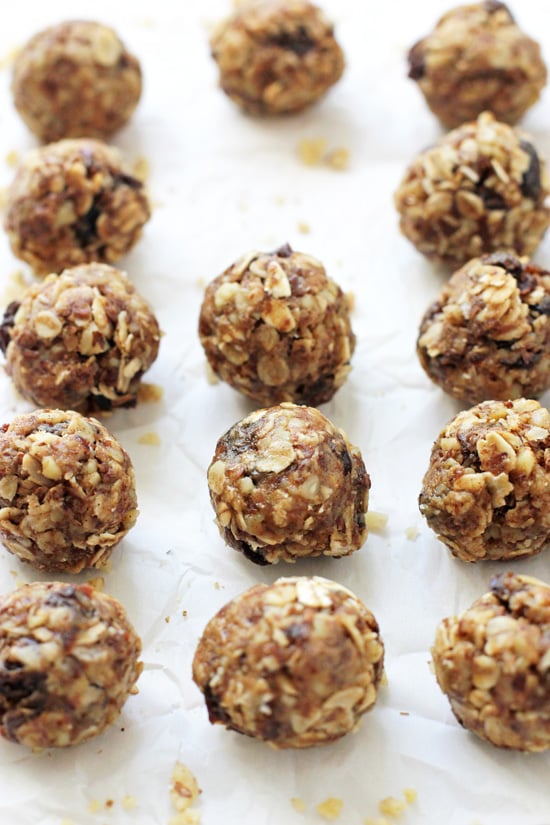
left=0, top=2, right=549, bottom=823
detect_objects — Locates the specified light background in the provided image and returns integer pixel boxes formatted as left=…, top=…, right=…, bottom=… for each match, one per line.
left=0, top=2, right=549, bottom=823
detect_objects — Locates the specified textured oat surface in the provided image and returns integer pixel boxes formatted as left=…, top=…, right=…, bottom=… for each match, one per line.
left=210, top=0, right=344, bottom=114
left=394, top=112, right=550, bottom=267
left=207, top=402, right=369, bottom=564
left=12, top=20, right=142, bottom=142
left=0, top=409, right=137, bottom=572
left=417, top=252, right=550, bottom=404
left=199, top=244, right=355, bottom=405
left=0, top=580, right=142, bottom=749
left=192, top=576, right=384, bottom=748
left=4, top=138, right=150, bottom=275
left=0, top=263, right=160, bottom=412
left=432, top=572, right=550, bottom=751
left=420, top=398, right=550, bottom=561
left=408, top=2, right=547, bottom=128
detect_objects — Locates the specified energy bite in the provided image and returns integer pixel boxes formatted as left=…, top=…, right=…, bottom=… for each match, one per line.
left=4, top=138, right=150, bottom=275
left=0, top=409, right=137, bottom=572
left=394, top=112, right=550, bottom=268
left=199, top=244, right=355, bottom=406
left=192, top=576, right=384, bottom=749
left=432, top=572, right=550, bottom=751
left=0, top=263, right=160, bottom=412
left=419, top=398, right=550, bottom=562
left=12, top=20, right=142, bottom=142
left=0, top=581, right=142, bottom=749
left=208, top=403, right=369, bottom=565
left=408, top=2, right=547, bottom=129
left=210, top=0, right=344, bottom=115
left=417, top=252, right=550, bottom=404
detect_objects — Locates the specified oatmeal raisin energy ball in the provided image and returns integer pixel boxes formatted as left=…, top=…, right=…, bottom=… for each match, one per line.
left=0, top=581, right=142, bottom=749
left=394, top=112, right=550, bottom=268
left=0, top=263, right=160, bottom=412
left=408, top=2, right=547, bottom=128
left=12, top=20, right=142, bottom=142
left=417, top=252, right=550, bottom=404
left=210, top=0, right=344, bottom=115
left=432, top=572, right=550, bottom=751
left=208, top=403, right=369, bottom=564
left=199, top=244, right=355, bottom=406
left=419, top=398, right=550, bottom=561
left=0, top=409, right=138, bottom=572
left=4, top=138, right=150, bottom=275
left=193, top=576, right=384, bottom=748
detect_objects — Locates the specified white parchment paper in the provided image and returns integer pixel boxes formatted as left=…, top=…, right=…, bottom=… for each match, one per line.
left=0, top=2, right=549, bottom=823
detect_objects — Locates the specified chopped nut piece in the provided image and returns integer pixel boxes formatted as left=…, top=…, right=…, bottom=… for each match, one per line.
left=4, top=139, right=151, bottom=275
left=0, top=581, right=142, bottom=749
left=137, top=382, right=164, bottom=403
left=403, top=788, right=417, bottom=804
left=417, top=253, right=550, bottom=404
left=199, top=244, right=355, bottom=406
left=408, top=3, right=547, bottom=128
left=316, top=798, right=343, bottom=820
left=89, top=800, right=101, bottom=814
left=133, top=156, right=149, bottom=182
left=138, top=432, right=161, bottom=446
left=122, top=794, right=137, bottom=810
left=325, top=148, right=349, bottom=171
left=405, top=526, right=419, bottom=541
left=291, top=797, right=307, bottom=813
left=297, top=221, right=311, bottom=234
left=298, top=138, right=328, bottom=166
left=208, top=403, right=370, bottom=564
left=395, top=112, right=550, bottom=268
left=210, top=0, right=344, bottom=115
left=11, top=21, right=141, bottom=142
left=0, top=263, right=160, bottom=412
left=378, top=797, right=406, bottom=818
left=0, top=408, right=137, bottom=572
left=193, top=576, right=384, bottom=749
left=365, top=511, right=388, bottom=532
left=432, top=572, right=550, bottom=751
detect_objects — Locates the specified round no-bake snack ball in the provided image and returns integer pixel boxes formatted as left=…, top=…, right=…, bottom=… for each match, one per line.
left=11, top=20, right=142, bottom=142
left=0, top=581, right=142, bottom=749
left=0, top=409, right=138, bottom=572
left=432, top=572, right=550, bottom=751
left=199, top=244, right=355, bottom=406
left=192, top=576, right=384, bottom=749
left=417, top=252, right=550, bottom=404
left=419, top=398, right=550, bottom=562
left=208, top=403, right=369, bottom=565
left=394, top=112, right=550, bottom=268
left=408, top=2, right=547, bottom=129
left=210, top=0, right=344, bottom=115
left=4, top=138, right=150, bottom=275
left=0, top=263, right=160, bottom=412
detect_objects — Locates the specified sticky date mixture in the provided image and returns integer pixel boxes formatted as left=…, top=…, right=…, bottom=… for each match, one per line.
left=417, top=252, right=550, bottom=404
left=432, top=572, right=550, bottom=751
left=408, top=2, right=547, bottom=128
left=394, top=112, right=550, bottom=268
left=0, top=263, right=160, bottom=412
left=11, top=20, right=142, bottom=142
left=192, top=576, right=384, bottom=749
left=420, top=398, right=550, bottom=561
left=199, top=244, right=355, bottom=406
left=0, top=409, right=137, bottom=572
left=208, top=403, right=369, bottom=564
left=0, top=581, right=142, bottom=749
left=4, top=138, right=150, bottom=275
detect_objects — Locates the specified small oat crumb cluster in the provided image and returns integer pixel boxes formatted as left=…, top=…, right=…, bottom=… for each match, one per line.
left=432, top=572, right=550, bottom=751
left=417, top=252, right=550, bottom=404
left=11, top=20, right=142, bottom=142
left=0, top=409, right=137, bottom=572
left=419, top=398, right=550, bottom=561
left=394, top=111, right=550, bottom=268
left=210, top=0, right=344, bottom=115
left=0, top=581, right=142, bottom=749
left=192, top=576, right=384, bottom=749
left=208, top=403, right=369, bottom=564
left=408, top=2, right=547, bottom=128
left=0, top=263, right=160, bottom=412
left=199, top=244, right=355, bottom=406
left=4, top=138, right=150, bottom=275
